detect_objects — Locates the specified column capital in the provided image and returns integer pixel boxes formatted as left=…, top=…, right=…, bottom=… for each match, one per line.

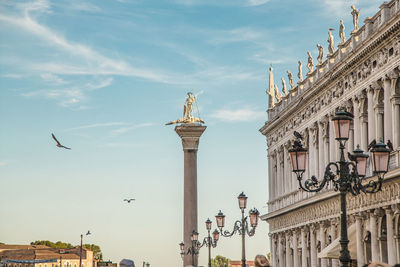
left=373, top=208, right=385, bottom=217
left=384, top=206, right=394, bottom=215
left=175, top=124, right=206, bottom=151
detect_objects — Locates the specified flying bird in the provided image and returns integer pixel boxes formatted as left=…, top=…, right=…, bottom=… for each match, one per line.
left=387, top=140, right=394, bottom=151
left=52, top=134, right=71, bottom=150
left=368, top=139, right=376, bottom=151
left=124, top=199, right=135, bottom=203
left=329, top=28, right=335, bottom=31
left=86, top=230, right=91, bottom=235
left=294, top=131, right=303, bottom=140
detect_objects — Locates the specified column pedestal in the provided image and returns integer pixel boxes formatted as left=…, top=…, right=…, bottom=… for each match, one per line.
left=175, top=124, right=206, bottom=267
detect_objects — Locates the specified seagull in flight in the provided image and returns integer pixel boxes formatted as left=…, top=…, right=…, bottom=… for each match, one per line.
left=124, top=198, right=135, bottom=203
left=86, top=230, right=91, bottom=235
left=52, top=133, right=71, bottom=150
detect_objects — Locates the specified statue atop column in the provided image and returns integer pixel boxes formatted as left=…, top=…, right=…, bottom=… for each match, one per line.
left=281, top=77, right=288, bottom=96
left=327, top=30, right=335, bottom=55
left=287, top=70, right=295, bottom=89
left=339, top=19, right=346, bottom=44
left=267, top=66, right=276, bottom=108
left=307, top=51, right=314, bottom=74
left=275, top=85, right=282, bottom=103
left=298, top=61, right=303, bottom=82
left=166, top=92, right=204, bottom=125
left=316, top=44, right=324, bottom=65
left=351, top=5, right=360, bottom=32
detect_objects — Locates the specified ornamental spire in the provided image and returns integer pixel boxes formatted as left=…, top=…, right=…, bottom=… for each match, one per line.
left=267, top=65, right=275, bottom=109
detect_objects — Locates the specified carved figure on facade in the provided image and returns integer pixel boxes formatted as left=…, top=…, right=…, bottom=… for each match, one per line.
left=287, top=70, right=295, bottom=89
left=339, top=19, right=346, bottom=44
left=351, top=5, right=360, bottom=32
left=316, top=44, right=324, bottom=65
left=298, top=61, right=303, bottom=82
left=307, top=51, right=314, bottom=74
left=327, top=30, right=335, bottom=55
left=281, top=77, right=288, bottom=96
left=275, top=85, right=282, bottom=103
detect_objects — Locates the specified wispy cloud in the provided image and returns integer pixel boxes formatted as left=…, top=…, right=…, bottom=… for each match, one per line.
left=174, top=0, right=270, bottom=7
left=67, top=1, right=102, bottom=13
left=40, top=73, right=68, bottom=85
left=110, top=122, right=154, bottom=135
left=65, top=122, right=130, bottom=131
left=209, top=27, right=265, bottom=45
left=316, top=0, right=382, bottom=18
left=0, top=161, right=9, bottom=167
left=247, top=0, right=271, bottom=7
left=210, top=107, right=265, bottom=122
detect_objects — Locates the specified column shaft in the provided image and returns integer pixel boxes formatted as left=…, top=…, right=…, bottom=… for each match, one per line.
left=386, top=209, right=396, bottom=265
left=370, top=213, right=380, bottom=262
left=392, top=99, right=400, bottom=148
left=368, top=88, right=376, bottom=142
left=330, top=223, right=339, bottom=267
left=318, top=123, right=324, bottom=178
left=301, top=228, right=307, bottom=267
left=320, top=225, right=327, bottom=267
left=384, top=78, right=393, bottom=142
left=286, top=233, right=292, bottom=267
left=310, top=226, right=317, bottom=267
left=293, top=231, right=299, bottom=267
left=353, top=98, right=361, bottom=147
left=278, top=234, right=284, bottom=267
left=355, top=215, right=365, bottom=267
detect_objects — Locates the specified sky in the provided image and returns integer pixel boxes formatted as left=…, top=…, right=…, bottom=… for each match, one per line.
left=0, top=0, right=384, bottom=266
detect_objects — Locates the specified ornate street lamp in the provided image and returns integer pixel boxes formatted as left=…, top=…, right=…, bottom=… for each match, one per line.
left=215, top=192, right=259, bottom=267
left=289, top=108, right=391, bottom=267
left=179, top=220, right=219, bottom=267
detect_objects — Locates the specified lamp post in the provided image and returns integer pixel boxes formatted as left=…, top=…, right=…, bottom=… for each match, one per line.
left=179, top=220, right=220, bottom=267
left=288, top=109, right=391, bottom=267
left=215, top=192, right=260, bottom=267
left=79, top=231, right=91, bottom=267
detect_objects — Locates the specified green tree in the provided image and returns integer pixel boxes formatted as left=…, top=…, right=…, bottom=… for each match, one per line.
left=83, top=244, right=102, bottom=260
left=211, top=255, right=230, bottom=267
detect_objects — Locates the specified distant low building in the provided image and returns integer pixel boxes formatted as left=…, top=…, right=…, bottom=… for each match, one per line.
left=0, top=245, right=95, bottom=267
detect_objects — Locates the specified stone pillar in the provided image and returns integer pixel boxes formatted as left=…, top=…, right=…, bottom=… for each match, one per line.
left=368, top=86, right=376, bottom=142
left=318, top=121, right=325, bottom=178
left=329, top=118, right=336, bottom=162
left=319, top=223, right=328, bottom=267
left=278, top=233, right=284, bottom=267
left=286, top=232, right=292, bottom=267
left=358, top=94, right=368, bottom=151
left=271, top=151, right=277, bottom=200
left=278, top=147, right=285, bottom=195
left=310, top=125, right=318, bottom=177
left=355, top=213, right=365, bottom=267
left=310, top=225, right=318, bottom=267
left=293, top=230, right=299, bottom=267
left=353, top=96, right=361, bottom=148
left=330, top=220, right=339, bottom=267
left=301, top=227, right=308, bottom=267
left=321, top=119, right=330, bottom=169
left=373, top=83, right=384, bottom=141
left=270, top=234, right=278, bottom=267
left=276, top=148, right=282, bottom=197
left=383, top=75, right=393, bottom=143
left=385, top=207, right=396, bottom=265
left=175, top=124, right=206, bottom=267
left=389, top=70, right=400, bottom=148
left=370, top=211, right=380, bottom=262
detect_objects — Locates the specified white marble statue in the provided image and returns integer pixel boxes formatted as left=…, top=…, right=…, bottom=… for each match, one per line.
left=298, top=61, right=303, bottom=82
left=317, top=44, right=324, bottom=65
left=281, top=77, right=288, bottom=96
left=339, top=19, right=346, bottom=44
left=307, top=51, right=314, bottom=74
left=351, top=5, right=360, bottom=32
left=275, top=85, right=282, bottom=102
left=287, top=70, right=295, bottom=89
left=328, top=31, right=335, bottom=55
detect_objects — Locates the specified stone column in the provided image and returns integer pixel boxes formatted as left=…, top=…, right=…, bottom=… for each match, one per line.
left=385, top=207, right=396, bottom=265
left=310, top=225, right=318, bottom=267
left=383, top=75, right=393, bottom=142
left=368, top=86, right=376, bottom=142
left=355, top=213, right=365, bottom=267
left=321, top=118, right=330, bottom=169
left=310, top=125, right=318, bottom=177
left=175, top=124, right=206, bottom=267
left=301, top=227, right=308, bottom=267
left=319, top=223, right=328, bottom=267
left=353, top=96, right=361, bottom=148
left=286, top=232, right=292, bottom=267
left=370, top=211, right=380, bottom=262
left=276, top=148, right=282, bottom=197
left=358, top=94, right=369, bottom=151
left=278, top=147, right=285, bottom=195
left=271, top=151, right=277, bottom=200
left=270, top=234, right=278, bottom=267
left=318, top=121, right=325, bottom=178
left=373, top=83, right=384, bottom=141
left=329, top=118, right=336, bottom=162
left=389, top=70, right=400, bottom=148
left=278, top=233, right=284, bottom=267
left=330, top=220, right=339, bottom=267
left=293, top=229, right=299, bottom=267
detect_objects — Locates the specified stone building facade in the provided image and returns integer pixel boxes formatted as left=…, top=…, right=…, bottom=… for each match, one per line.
left=259, top=1, right=400, bottom=266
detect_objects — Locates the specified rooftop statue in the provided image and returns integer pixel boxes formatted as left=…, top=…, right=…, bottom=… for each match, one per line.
left=316, top=44, right=324, bottom=65
left=351, top=5, right=360, bottom=32
left=281, top=77, right=288, bottom=96
left=339, top=19, right=346, bottom=44
left=307, top=51, right=314, bottom=74
left=328, top=30, right=335, bottom=55
left=166, top=92, right=204, bottom=125
left=287, top=70, right=295, bottom=89
left=275, top=85, right=282, bottom=103
left=298, top=61, right=303, bottom=82
left=267, top=66, right=276, bottom=108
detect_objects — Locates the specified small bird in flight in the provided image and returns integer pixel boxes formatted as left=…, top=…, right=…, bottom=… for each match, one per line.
left=329, top=28, right=335, bottom=31
left=86, top=230, right=91, bottom=235
left=124, top=199, right=135, bottom=203
left=52, top=133, right=71, bottom=150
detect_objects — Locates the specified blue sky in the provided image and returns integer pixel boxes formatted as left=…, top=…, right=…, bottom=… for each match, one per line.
left=0, top=0, right=383, bottom=266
